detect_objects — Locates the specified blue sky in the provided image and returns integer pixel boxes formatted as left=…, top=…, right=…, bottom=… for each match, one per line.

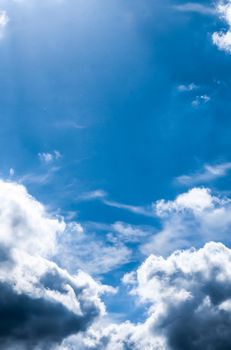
left=2, top=0, right=231, bottom=349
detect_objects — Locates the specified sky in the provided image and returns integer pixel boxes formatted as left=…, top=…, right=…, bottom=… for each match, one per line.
left=1, top=0, right=231, bottom=349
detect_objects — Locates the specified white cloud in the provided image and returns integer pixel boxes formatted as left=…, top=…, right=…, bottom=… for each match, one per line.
left=155, top=187, right=215, bottom=214
left=0, top=10, right=9, bottom=29
left=142, top=187, right=231, bottom=256
left=176, top=162, right=231, bottom=185
left=0, top=179, right=65, bottom=257
left=38, top=150, right=62, bottom=164
left=213, top=1, right=231, bottom=52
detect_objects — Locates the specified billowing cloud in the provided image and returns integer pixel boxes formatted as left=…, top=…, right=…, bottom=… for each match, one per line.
left=66, top=242, right=231, bottom=350
left=2, top=181, right=231, bottom=349
left=0, top=180, right=109, bottom=349
left=127, top=242, right=231, bottom=350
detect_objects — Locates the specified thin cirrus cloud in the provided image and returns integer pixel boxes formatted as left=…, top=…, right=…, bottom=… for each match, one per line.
left=176, top=162, right=231, bottom=185
left=174, top=2, right=216, bottom=15
left=78, top=190, right=153, bottom=217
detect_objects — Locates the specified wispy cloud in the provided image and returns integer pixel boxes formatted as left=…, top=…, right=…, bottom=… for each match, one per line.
left=191, top=94, right=210, bottom=107
left=78, top=190, right=153, bottom=217
left=174, top=3, right=215, bottom=15
left=84, top=221, right=154, bottom=244
left=54, top=120, right=86, bottom=130
left=176, top=162, right=231, bottom=185
left=38, top=150, right=62, bottom=164
left=102, top=198, right=152, bottom=217
left=18, top=166, right=60, bottom=185
left=177, top=83, right=198, bottom=92
left=56, top=223, right=132, bottom=275
left=78, top=189, right=107, bottom=201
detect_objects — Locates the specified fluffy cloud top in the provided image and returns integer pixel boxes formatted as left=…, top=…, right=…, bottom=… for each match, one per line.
left=142, top=187, right=231, bottom=256
left=0, top=180, right=65, bottom=257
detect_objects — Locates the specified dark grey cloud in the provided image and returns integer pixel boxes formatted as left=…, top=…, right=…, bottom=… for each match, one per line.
left=0, top=282, right=87, bottom=349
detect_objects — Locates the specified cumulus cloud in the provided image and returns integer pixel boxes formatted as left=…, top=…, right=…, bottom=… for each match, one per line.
left=2, top=180, right=231, bottom=349
left=0, top=180, right=109, bottom=349
left=61, top=242, right=231, bottom=350
left=142, top=187, right=231, bottom=256
left=124, top=242, right=231, bottom=350
left=59, top=320, right=166, bottom=350
left=213, top=1, right=231, bottom=52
